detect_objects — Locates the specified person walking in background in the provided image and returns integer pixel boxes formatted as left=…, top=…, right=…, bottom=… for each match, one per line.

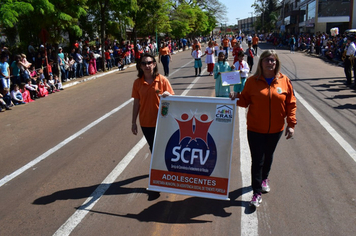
left=205, top=41, right=215, bottom=76
left=131, top=53, right=174, bottom=152
left=192, top=45, right=202, bottom=76
left=158, top=42, right=172, bottom=77
left=252, top=34, right=259, bottom=55
left=343, top=37, right=356, bottom=87
left=289, top=35, right=296, bottom=54
left=222, top=35, right=230, bottom=59
left=230, top=50, right=297, bottom=208
left=245, top=42, right=255, bottom=73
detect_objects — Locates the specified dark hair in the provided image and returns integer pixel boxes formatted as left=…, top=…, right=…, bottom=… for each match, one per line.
left=137, top=53, right=158, bottom=78
left=218, top=52, right=226, bottom=63
left=237, top=50, right=244, bottom=57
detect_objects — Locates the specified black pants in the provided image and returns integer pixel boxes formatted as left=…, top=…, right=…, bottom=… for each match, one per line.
left=247, top=57, right=254, bottom=72
left=141, top=127, right=156, bottom=153
left=253, top=44, right=258, bottom=55
left=344, top=57, right=352, bottom=85
left=247, top=130, right=283, bottom=194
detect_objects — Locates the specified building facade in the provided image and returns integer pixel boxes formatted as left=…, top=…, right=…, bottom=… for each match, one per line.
left=279, top=0, right=355, bottom=35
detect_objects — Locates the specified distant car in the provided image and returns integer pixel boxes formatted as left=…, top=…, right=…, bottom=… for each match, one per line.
left=345, top=29, right=356, bottom=37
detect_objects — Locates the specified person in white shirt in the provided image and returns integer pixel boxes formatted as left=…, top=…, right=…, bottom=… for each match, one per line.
left=191, top=45, right=202, bottom=76
left=233, top=50, right=250, bottom=93
left=344, top=37, right=356, bottom=86
left=11, top=84, right=25, bottom=105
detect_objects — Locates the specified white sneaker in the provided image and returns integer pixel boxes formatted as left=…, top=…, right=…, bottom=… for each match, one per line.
left=250, top=193, right=262, bottom=207
left=262, top=179, right=270, bottom=193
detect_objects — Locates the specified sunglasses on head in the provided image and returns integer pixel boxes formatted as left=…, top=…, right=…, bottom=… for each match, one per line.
left=141, top=61, right=154, bottom=66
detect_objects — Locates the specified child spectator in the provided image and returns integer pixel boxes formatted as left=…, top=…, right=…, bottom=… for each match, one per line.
left=53, top=74, right=64, bottom=90
left=11, top=84, right=26, bottom=105
left=117, top=58, right=125, bottom=71
left=0, top=94, right=11, bottom=111
left=43, top=78, right=53, bottom=94
left=89, top=53, right=97, bottom=75
left=20, top=82, right=34, bottom=103
left=48, top=75, right=59, bottom=92
left=25, top=78, right=39, bottom=99
left=36, top=79, right=49, bottom=97
left=105, top=49, right=112, bottom=70
left=1, top=87, right=14, bottom=107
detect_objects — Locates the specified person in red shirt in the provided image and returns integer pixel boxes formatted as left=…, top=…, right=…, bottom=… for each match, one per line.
left=232, top=41, right=243, bottom=64
left=104, top=49, right=112, bottom=70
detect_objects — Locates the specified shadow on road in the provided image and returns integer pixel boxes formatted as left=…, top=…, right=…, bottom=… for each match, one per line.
left=33, top=175, right=254, bottom=223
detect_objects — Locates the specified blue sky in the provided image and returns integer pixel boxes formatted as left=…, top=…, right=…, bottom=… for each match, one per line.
left=219, top=0, right=255, bottom=26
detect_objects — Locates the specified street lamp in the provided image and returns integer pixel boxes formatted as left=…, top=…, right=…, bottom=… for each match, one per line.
left=248, top=12, right=254, bottom=34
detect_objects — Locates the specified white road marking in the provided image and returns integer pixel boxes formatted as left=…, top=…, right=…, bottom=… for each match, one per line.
left=53, top=137, right=147, bottom=236
left=294, top=91, right=356, bottom=162
left=0, top=99, right=133, bottom=188
left=53, top=58, right=206, bottom=235
left=239, top=107, right=258, bottom=236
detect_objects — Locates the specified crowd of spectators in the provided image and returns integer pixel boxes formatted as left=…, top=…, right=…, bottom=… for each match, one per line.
left=264, top=31, right=348, bottom=64
left=0, top=36, right=207, bottom=113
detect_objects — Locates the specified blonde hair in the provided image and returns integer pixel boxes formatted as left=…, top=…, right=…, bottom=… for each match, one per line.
left=253, top=50, right=281, bottom=79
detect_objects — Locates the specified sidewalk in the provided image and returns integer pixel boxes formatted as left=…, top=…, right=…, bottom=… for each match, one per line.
left=62, top=46, right=193, bottom=89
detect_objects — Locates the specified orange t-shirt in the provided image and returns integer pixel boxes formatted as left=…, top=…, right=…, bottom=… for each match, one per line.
left=193, top=42, right=201, bottom=50
left=159, top=47, right=170, bottom=56
left=223, top=39, right=230, bottom=47
left=252, top=36, right=259, bottom=45
left=131, top=74, right=175, bottom=127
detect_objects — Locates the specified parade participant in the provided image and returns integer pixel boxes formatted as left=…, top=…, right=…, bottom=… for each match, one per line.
left=214, top=41, right=219, bottom=56
left=158, top=42, right=172, bottom=77
left=205, top=41, right=215, bottom=76
left=252, top=34, right=259, bottom=55
left=131, top=53, right=174, bottom=152
left=343, top=37, right=356, bottom=87
left=231, top=36, right=237, bottom=48
left=230, top=50, right=297, bottom=208
left=213, top=52, right=235, bottom=97
left=192, top=45, right=202, bottom=76
left=233, top=50, right=249, bottom=94
left=232, top=41, right=243, bottom=64
left=245, top=42, right=255, bottom=73
left=222, top=35, right=230, bottom=59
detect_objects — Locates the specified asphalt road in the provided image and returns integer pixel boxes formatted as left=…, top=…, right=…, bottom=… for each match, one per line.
left=0, top=41, right=355, bottom=236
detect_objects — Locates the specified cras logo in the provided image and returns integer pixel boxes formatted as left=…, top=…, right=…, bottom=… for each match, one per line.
left=165, top=112, right=217, bottom=176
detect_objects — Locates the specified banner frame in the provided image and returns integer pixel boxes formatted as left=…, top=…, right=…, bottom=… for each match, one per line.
left=148, top=95, right=237, bottom=201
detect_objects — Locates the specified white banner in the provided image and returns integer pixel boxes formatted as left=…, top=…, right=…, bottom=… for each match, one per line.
left=221, top=71, right=241, bottom=86
left=148, top=95, right=236, bottom=200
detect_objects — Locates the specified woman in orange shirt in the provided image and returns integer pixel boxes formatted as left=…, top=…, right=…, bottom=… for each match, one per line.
left=131, top=53, right=174, bottom=152
left=230, top=50, right=297, bottom=208
left=158, top=42, right=172, bottom=77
